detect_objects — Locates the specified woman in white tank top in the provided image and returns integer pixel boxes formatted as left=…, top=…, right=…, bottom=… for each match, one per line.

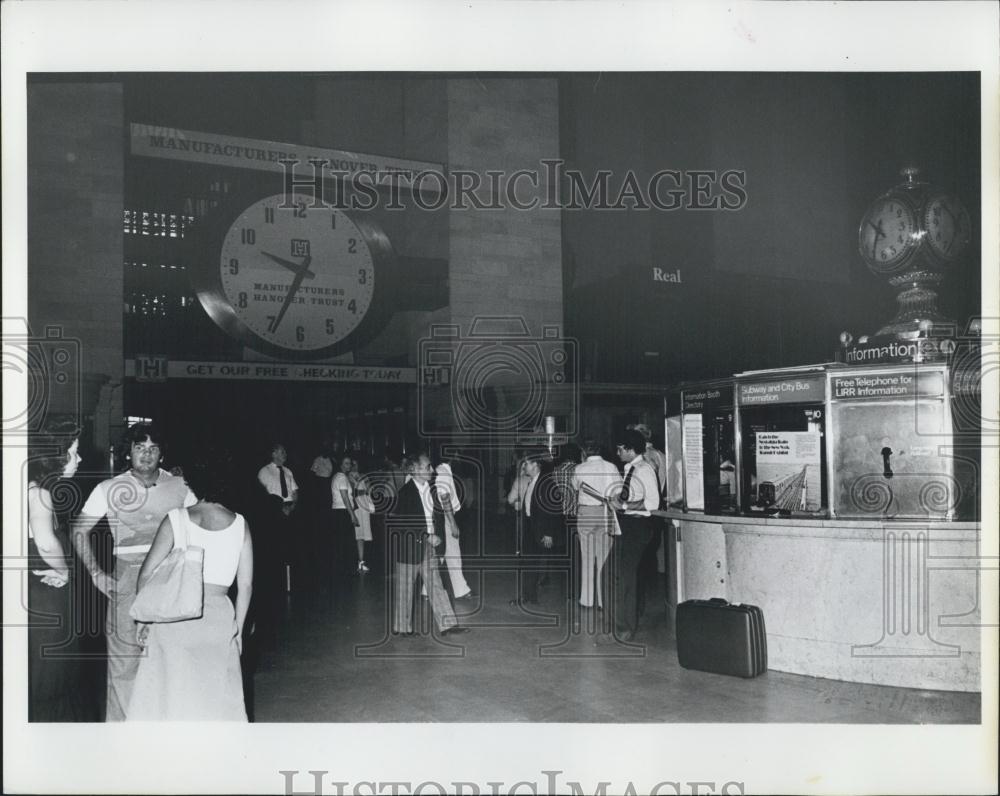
left=128, top=461, right=253, bottom=721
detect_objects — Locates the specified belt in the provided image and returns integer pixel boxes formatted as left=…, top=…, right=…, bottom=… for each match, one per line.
left=113, top=544, right=151, bottom=556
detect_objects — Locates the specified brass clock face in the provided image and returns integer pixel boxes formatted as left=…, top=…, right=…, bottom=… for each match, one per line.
left=859, top=197, right=918, bottom=273
left=196, top=193, right=392, bottom=360
left=922, top=194, right=971, bottom=261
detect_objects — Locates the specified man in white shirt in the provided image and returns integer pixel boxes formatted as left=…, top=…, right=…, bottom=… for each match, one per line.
left=607, top=428, right=660, bottom=642
left=630, top=423, right=667, bottom=501
left=257, top=443, right=299, bottom=511
left=630, top=422, right=668, bottom=616
left=255, top=443, right=298, bottom=639
left=72, top=423, right=195, bottom=720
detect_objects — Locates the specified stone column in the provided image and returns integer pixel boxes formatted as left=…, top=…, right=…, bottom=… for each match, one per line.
left=421, top=78, right=568, bottom=439
left=27, top=82, right=125, bottom=456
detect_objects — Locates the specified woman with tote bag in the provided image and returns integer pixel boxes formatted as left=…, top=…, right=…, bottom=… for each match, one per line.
left=127, top=459, right=253, bottom=721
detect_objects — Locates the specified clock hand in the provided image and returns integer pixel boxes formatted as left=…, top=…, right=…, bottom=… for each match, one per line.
left=261, top=250, right=316, bottom=280
left=271, top=255, right=312, bottom=333
left=871, top=219, right=885, bottom=260
left=938, top=203, right=959, bottom=253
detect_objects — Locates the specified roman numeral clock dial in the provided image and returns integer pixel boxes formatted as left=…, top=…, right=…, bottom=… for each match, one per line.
left=196, top=194, right=393, bottom=360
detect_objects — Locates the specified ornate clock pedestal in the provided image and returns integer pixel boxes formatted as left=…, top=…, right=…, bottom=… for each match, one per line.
left=878, top=269, right=949, bottom=338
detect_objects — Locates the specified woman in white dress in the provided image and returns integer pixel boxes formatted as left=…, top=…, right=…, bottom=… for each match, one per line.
left=348, top=457, right=374, bottom=573
left=331, top=454, right=360, bottom=575
left=128, top=460, right=253, bottom=721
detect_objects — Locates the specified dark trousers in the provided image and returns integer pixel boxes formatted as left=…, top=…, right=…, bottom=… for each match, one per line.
left=332, top=509, right=356, bottom=576
left=637, top=523, right=663, bottom=618
left=606, top=514, right=655, bottom=636
left=519, top=517, right=566, bottom=604
left=253, top=496, right=290, bottom=639
left=520, top=530, right=545, bottom=604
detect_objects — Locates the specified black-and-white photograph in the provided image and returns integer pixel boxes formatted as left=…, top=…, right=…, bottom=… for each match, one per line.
left=4, top=3, right=997, bottom=795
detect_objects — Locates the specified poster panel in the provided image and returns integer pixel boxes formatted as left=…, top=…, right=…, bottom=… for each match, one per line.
left=683, top=413, right=705, bottom=510
left=753, top=430, right=822, bottom=512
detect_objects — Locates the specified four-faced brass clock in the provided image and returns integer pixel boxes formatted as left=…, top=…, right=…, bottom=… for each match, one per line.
left=922, top=193, right=972, bottom=262
left=194, top=193, right=394, bottom=360
left=858, top=196, right=918, bottom=274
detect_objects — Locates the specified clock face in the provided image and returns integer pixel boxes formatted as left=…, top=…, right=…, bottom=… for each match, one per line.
left=859, top=198, right=918, bottom=273
left=923, top=194, right=971, bottom=261
left=215, top=194, right=378, bottom=357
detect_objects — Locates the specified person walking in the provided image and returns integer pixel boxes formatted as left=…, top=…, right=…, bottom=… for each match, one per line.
left=388, top=453, right=467, bottom=637
left=348, top=457, right=374, bottom=574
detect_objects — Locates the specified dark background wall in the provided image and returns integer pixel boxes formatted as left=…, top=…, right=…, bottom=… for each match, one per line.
left=561, top=72, right=981, bottom=383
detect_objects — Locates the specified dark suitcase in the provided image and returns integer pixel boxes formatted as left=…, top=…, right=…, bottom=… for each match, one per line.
left=676, top=597, right=768, bottom=678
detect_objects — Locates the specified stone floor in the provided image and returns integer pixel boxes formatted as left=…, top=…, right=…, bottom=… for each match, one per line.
left=247, top=567, right=981, bottom=724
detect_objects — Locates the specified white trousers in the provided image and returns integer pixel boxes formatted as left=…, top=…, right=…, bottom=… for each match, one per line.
left=422, top=522, right=471, bottom=598
left=576, top=506, right=613, bottom=608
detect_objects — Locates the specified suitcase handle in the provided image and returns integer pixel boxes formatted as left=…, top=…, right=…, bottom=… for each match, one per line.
left=708, top=597, right=728, bottom=605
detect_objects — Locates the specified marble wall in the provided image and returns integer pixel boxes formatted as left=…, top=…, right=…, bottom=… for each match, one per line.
left=677, top=515, right=982, bottom=692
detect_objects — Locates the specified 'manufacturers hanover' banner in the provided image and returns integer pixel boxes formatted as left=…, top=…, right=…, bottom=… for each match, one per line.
left=130, top=123, right=443, bottom=190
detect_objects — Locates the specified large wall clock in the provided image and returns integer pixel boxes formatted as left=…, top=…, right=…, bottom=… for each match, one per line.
left=192, top=193, right=395, bottom=360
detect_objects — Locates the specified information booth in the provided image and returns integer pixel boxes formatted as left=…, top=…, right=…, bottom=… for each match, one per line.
left=658, top=360, right=983, bottom=693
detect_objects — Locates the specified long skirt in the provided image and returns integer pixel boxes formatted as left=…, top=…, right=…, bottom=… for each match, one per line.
left=127, top=592, right=247, bottom=721
left=332, top=509, right=357, bottom=573
left=28, top=562, right=89, bottom=721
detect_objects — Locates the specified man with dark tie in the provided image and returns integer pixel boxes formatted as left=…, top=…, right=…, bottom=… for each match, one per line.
left=388, top=453, right=467, bottom=637
left=605, top=428, right=660, bottom=642
left=255, top=443, right=298, bottom=641
left=510, top=454, right=565, bottom=606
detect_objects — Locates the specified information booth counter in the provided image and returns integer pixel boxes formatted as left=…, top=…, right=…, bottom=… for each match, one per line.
left=659, top=361, right=983, bottom=692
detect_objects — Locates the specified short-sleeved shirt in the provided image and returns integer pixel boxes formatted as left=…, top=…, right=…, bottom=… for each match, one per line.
left=80, top=469, right=195, bottom=556
left=331, top=472, right=353, bottom=509
left=573, top=456, right=621, bottom=506
left=644, top=445, right=667, bottom=498
left=622, top=456, right=660, bottom=517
